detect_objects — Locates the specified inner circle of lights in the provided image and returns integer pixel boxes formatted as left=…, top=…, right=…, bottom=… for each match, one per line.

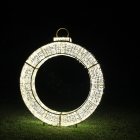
left=20, top=36, right=104, bottom=126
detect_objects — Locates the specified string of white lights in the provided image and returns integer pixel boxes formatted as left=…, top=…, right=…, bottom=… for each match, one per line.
left=20, top=34, right=104, bottom=126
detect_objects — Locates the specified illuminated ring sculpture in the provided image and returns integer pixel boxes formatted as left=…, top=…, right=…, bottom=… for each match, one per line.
left=20, top=29, right=104, bottom=126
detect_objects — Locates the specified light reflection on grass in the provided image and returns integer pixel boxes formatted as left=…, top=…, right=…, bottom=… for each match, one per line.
left=0, top=105, right=140, bottom=140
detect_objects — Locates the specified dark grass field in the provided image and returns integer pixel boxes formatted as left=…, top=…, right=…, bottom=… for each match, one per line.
left=0, top=99, right=140, bottom=140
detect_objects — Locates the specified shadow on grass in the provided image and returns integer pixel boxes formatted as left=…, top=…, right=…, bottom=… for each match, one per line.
left=0, top=101, right=140, bottom=140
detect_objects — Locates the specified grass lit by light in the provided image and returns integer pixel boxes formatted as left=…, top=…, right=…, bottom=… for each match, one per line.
left=0, top=104, right=139, bottom=140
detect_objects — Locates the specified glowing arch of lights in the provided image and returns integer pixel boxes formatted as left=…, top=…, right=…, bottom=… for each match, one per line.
left=20, top=30, right=104, bottom=126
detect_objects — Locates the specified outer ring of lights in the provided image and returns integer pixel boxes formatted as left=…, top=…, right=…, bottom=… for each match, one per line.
left=20, top=38, right=104, bottom=126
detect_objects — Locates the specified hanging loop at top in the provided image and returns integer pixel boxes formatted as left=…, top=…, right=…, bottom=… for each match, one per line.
left=54, top=28, right=72, bottom=42
left=56, top=28, right=69, bottom=37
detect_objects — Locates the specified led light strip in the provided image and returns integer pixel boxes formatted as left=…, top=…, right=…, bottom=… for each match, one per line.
left=20, top=35, right=104, bottom=126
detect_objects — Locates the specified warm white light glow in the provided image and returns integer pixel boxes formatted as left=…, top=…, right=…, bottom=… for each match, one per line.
left=20, top=36, right=104, bottom=126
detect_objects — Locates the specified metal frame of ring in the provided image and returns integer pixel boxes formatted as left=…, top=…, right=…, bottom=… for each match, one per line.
left=20, top=30, right=104, bottom=126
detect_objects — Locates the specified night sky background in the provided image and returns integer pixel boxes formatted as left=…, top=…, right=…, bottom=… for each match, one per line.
left=0, top=4, right=139, bottom=111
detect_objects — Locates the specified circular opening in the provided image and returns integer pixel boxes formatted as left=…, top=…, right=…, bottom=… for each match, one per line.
left=35, top=56, right=90, bottom=112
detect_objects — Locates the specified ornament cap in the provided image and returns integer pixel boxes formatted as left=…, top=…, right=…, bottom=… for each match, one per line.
left=53, top=37, right=72, bottom=42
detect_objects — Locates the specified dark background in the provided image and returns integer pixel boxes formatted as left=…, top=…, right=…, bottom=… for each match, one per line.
left=0, top=4, right=139, bottom=111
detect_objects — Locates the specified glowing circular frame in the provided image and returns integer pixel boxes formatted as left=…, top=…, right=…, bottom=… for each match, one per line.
left=20, top=35, right=104, bottom=126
